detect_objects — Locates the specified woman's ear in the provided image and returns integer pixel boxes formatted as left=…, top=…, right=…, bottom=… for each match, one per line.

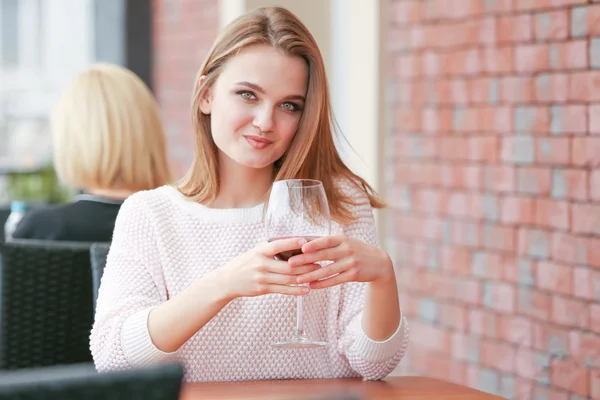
left=198, top=75, right=212, bottom=115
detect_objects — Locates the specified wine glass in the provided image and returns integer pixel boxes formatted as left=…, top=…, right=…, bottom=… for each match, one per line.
left=265, top=179, right=331, bottom=349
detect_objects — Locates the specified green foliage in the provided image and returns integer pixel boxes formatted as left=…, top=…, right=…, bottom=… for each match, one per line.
left=6, top=165, right=75, bottom=204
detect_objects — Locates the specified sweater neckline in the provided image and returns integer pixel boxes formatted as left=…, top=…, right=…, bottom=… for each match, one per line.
left=159, top=185, right=264, bottom=225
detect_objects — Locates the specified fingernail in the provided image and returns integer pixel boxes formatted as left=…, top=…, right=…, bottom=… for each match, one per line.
left=301, top=287, right=310, bottom=294
left=298, top=239, right=307, bottom=246
left=296, top=277, right=305, bottom=284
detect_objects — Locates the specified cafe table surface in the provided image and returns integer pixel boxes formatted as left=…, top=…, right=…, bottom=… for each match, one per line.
left=180, top=376, right=506, bottom=400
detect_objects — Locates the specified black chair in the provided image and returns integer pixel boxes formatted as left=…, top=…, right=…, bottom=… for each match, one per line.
left=0, top=240, right=95, bottom=370
left=0, top=207, right=9, bottom=243
left=90, top=242, right=110, bottom=310
left=0, top=362, right=184, bottom=400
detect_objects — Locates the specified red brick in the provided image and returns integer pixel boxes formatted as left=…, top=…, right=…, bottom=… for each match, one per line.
left=590, top=104, right=600, bottom=135
left=445, top=192, right=483, bottom=219
left=499, top=315, right=533, bottom=347
left=469, top=136, right=499, bottom=162
left=483, top=224, right=517, bottom=252
left=413, top=188, right=441, bottom=215
left=534, top=9, right=569, bottom=41
left=572, top=138, right=600, bottom=167
left=392, top=54, right=422, bottom=79
left=515, top=347, right=544, bottom=380
left=411, top=321, right=451, bottom=354
left=394, top=107, right=421, bottom=133
left=552, top=232, right=600, bottom=267
left=440, top=165, right=482, bottom=190
left=422, top=52, right=440, bottom=78
left=500, top=76, right=535, bottom=103
left=535, top=138, right=570, bottom=165
left=563, top=105, right=588, bottom=135
left=423, top=108, right=453, bottom=133
left=552, top=295, right=589, bottom=329
left=553, top=168, right=588, bottom=201
left=534, top=198, right=569, bottom=230
left=515, top=378, right=535, bottom=400
left=518, top=287, right=552, bottom=321
left=413, top=270, right=455, bottom=299
left=485, top=281, right=516, bottom=314
left=483, top=47, right=514, bottom=74
left=445, top=48, right=481, bottom=76
left=532, top=386, right=570, bottom=400
left=533, top=322, right=570, bottom=354
left=500, top=195, right=535, bottom=224
left=451, top=220, right=481, bottom=248
left=550, top=40, right=588, bottom=70
left=516, top=44, right=550, bottom=73
left=587, top=4, right=600, bottom=36
left=439, top=303, right=468, bottom=332
left=440, top=247, right=472, bottom=276
left=468, top=78, right=488, bottom=105
left=484, top=165, right=516, bottom=193
left=573, top=266, right=600, bottom=301
left=450, top=331, right=471, bottom=362
left=535, top=74, right=568, bottom=103
left=498, top=255, right=521, bottom=283
left=453, top=278, right=481, bottom=305
left=569, top=70, right=600, bottom=102
left=571, top=203, right=600, bottom=235
left=535, top=261, right=573, bottom=295
left=391, top=0, right=423, bottom=26
left=551, top=358, right=589, bottom=397
left=469, top=308, right=498, bottom=338
left=592, top=170, right=600, bottom=201
left=485, top=0, right=513, bottom=12
left=569, top=331, right=600, bottom=368
left=591, top=304, right=600, bottom=334
left=440, top=137, right=469, bottom=161
left=497, top=15, right=532, bottom=43
left=480, top=339, right=516, bottom=374
left=591, top=370, right=600, bottom=400
left=517, top=167, right=552, bottom=196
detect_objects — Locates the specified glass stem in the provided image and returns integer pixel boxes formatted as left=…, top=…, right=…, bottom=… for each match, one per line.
left=295, top=296, right=306, bottom=337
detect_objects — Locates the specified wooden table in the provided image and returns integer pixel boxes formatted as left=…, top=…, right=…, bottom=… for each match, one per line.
left=181, top=376, right=506, bottom=399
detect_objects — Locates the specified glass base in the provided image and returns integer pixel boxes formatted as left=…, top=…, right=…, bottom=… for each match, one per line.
left=271, top=335, right=328, bottom=349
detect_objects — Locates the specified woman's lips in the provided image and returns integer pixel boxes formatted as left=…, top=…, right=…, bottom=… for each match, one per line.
left=244, top=135, right=273, bottom=150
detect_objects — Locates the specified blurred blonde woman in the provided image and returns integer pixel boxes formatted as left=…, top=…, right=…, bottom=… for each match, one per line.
left=13, top=63, right=172, bottom=242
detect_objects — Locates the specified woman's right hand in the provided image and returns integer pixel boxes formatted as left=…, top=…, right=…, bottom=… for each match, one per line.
left=216, top=237, right=318, bottom=300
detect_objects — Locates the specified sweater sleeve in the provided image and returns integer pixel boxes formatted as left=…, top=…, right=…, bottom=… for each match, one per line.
left=336, top=181, right=409, bottom=380
left=90, top=192, right=178, bottom=372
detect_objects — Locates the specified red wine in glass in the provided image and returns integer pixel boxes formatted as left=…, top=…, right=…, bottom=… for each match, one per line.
left=268, top=236, right=322, bottom=261
left=264, top=179, right=331, bottom=349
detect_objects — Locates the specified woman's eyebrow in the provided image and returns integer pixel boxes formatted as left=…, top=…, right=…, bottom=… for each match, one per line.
left=235, top=81, right=305, bottom=102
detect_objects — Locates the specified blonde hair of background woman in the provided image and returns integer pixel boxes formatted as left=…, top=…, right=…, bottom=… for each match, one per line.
left=52, top=63, right=172, bottom=192
left=178, top=6, right=384, bottom=224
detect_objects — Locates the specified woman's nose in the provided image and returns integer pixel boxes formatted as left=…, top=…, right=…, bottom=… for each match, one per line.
left=252, top=105, right=275, bottom=132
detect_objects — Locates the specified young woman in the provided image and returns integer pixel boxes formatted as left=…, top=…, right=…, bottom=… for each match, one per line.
left=12, top=63, right=172, bottom=242
left=91, top=6, right=408, bottom=382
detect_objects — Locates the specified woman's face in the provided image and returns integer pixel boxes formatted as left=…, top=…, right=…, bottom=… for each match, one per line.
left=199, top=44, right=309, bottom=170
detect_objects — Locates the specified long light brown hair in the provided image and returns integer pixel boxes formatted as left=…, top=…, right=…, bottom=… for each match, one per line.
left=178, top=6, right=384, bottom=224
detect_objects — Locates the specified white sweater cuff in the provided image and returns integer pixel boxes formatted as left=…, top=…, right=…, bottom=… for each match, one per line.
left=121, top=306, right=179, bottom=367
left=352, top=313, right=408, bottom=362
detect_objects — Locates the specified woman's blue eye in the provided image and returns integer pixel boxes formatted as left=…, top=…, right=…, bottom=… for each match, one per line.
left=238, top=91, right=256, bottom=100
left=282, top=102, right=299, bottom=112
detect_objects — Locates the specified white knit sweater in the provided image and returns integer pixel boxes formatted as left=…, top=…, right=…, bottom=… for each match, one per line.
left=90, top=183, right=408, bottom=382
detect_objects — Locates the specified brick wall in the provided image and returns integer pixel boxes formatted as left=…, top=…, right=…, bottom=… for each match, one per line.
left=388, top=0, right=600, bottom=399
left=152, top=0, right=219, bottom=177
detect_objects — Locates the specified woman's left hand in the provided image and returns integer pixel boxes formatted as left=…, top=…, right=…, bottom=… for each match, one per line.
left=288, top=235, right=394, bottom=289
